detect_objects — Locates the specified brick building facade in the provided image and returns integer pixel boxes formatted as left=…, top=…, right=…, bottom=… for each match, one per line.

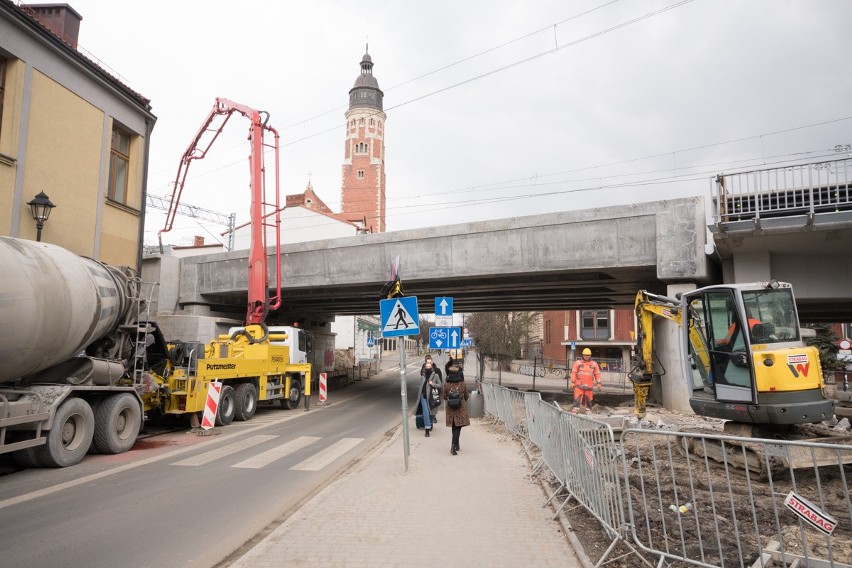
left=542, top=308, right=635, bottom=371
left=340, top=50, right=386, bottom=233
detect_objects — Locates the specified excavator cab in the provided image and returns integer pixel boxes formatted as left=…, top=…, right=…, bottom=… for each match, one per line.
left=681, top=282, right=833, bottom=425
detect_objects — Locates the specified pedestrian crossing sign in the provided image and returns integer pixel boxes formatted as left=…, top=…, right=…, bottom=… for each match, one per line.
left=380, top=296, right=419, bottom=337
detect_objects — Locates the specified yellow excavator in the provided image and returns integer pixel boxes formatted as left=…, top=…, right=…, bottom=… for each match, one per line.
left=630, top=281, right=834, bottom=426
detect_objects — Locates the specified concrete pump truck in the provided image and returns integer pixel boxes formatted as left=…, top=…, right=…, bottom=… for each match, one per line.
left=0, top=98, right=310, bottom=468
left=152, top=97, right=312, bottom=428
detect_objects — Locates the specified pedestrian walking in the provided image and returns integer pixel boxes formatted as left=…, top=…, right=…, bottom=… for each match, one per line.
left=570, top=347, right=602, bottom=413
left=420, top=354, right=436, bottom=377
left=415, top=359, right=442, bottom=436
left=442, top=362, right=469, bottom=455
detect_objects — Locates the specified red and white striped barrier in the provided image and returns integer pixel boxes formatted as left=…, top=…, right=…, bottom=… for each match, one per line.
left=319, top=373, right=327, bottom=403
left=201, top=381, right=222, bottom=430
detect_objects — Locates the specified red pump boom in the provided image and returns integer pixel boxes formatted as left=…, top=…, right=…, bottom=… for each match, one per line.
left=159, top=98, right=282, bottom=325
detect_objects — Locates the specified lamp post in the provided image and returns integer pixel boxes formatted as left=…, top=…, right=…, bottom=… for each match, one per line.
left=27, top=192, right=56, bottom=242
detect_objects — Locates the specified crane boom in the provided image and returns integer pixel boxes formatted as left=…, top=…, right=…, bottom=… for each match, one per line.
left=159, top=98, right=282, bottom=325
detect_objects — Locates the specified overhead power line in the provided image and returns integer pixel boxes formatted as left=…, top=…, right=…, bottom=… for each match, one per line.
left=145, top=194, right=237, bottom=249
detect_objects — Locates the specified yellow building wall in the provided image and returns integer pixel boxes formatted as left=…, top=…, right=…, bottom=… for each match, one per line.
left=0, top=59, right=26, bottom=236
left=20, top=70, right=102, bottom=255
left=99, top=122, right=143, bottom=267
left=3, top=70, right=144, bottom=266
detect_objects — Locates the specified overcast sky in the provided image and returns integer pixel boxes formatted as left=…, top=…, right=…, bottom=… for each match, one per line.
left=66, top=0, right=852, bottom=247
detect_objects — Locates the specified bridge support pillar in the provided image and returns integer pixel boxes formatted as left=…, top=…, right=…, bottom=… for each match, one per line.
left=654, top=283, right=697, bottom=414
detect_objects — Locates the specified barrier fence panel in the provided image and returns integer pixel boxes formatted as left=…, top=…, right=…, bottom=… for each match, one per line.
left=493, top=385, right=513, bottom=433
left=621, top=429, right=852, bottom=567
left=482, top=382, right=497, bottom=420
left=526, top=398, right=566, bottom=482
left=484, top=382, right=502, bottom=427
left=487, top=383, right=633, bottom=565
left=558, top=411, right=629, bottom=566
left=498, top=388, right=524, bottom=442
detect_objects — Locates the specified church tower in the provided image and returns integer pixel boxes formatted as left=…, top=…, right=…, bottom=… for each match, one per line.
left=340, top=48, right=386, bottom=232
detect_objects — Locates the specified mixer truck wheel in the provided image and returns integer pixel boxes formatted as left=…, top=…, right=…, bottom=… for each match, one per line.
left=93, top=393, right=142, bottom=454
left=216, top=385, right=236, bottom=426
left=34, top=398, right=95, bottom=468
left=234, top=383, right=258, bottom=421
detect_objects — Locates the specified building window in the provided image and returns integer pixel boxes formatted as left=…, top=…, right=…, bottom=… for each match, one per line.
left=108, top=125, right=131, bottom=204
left=369, top=118, right=374, bottom=126
left=0, top=57, right=6, bottom=137
left=545, top=320, right=552, bottom=344
left=580, top=310, right=610, bottom=340
left=359, top=118, right=365, bottom=126
left=357, top=170, right=364, bottom=179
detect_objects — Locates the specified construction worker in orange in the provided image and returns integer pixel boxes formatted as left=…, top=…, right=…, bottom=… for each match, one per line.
left=570, top=348, right=602, bottom=414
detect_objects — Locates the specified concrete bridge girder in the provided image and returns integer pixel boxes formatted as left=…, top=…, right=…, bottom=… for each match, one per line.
left=151, top=197, right=712, bottom=321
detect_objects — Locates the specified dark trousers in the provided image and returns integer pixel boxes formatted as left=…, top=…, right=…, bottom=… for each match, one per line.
left=451, top=425, right=462, bottom=447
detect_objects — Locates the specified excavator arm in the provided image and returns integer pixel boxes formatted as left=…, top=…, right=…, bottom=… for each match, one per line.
left=630, top=291, right=684, bottom=418
left=158, top=98, right=282, bottom=326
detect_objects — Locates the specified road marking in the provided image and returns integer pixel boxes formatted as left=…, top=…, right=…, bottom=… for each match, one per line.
left=232, top=436, right=321, bottom=469
left=0, top=413, right=297, bottom=511
left=290, top=438, right=364, bottom=471
left=172, top=434, right=278, bottom=466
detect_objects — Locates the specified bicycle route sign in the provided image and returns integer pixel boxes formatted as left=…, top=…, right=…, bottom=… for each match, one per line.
left=429, top=326, right=461, bottom=349
left=380, top=297, right=419, bottom=337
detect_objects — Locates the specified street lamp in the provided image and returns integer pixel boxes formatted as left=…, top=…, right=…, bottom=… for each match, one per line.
left=27, top=191, right=56, bottom=242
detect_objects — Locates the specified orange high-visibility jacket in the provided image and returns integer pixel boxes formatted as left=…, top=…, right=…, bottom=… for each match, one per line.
left=571, top=359, right=601, bottom=387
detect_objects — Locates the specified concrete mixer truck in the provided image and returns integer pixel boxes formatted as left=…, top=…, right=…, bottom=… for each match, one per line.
left=0, top=99, right=315, bottom=468
left=0, top=236, right=313, bottom=468
left=0, top=236, right=161, bottom=467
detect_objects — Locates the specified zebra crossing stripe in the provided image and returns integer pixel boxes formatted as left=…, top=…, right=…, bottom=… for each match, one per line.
left=171, top=434, right=278, bottom=466
left=290, top=438, right=364, bottom=472
left=232, top=436, right=321, bottom=469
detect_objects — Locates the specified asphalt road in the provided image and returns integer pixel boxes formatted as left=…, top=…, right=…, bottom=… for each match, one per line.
left=0, top=357, right=425, bottom=568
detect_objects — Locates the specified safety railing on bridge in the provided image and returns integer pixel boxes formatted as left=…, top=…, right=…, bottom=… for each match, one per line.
left=483, top=381, right=852, bottom=567
left=713, top=156, right=852, bottom=225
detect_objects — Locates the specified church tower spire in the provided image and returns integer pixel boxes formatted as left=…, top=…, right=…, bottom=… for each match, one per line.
left=340, top=48, right=386, bottom=232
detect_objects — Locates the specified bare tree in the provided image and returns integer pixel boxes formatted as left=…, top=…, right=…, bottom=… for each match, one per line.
left=416, top=316, right=432, bottom=351
left=467, top=311, right=536, bottom=380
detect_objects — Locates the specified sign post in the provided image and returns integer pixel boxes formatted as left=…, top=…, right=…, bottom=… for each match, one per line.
left=380, top=293, right=420, bottom=472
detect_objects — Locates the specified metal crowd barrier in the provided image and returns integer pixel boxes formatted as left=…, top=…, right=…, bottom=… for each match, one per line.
left=483, top=382, right=852, bottom=567
left=485, top=383, right=632, bottom=566
left=481, top=382, right=497, bottom=422
left=499, top=388, right=526, bottom=442
left=621, top=429, right=852, bottom=568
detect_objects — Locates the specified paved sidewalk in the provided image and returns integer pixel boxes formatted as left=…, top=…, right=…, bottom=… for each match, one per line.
left=231, top=415, right=583, bottom=567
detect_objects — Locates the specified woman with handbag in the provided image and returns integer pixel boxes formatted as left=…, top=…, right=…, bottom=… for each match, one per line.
left=442, top=363, right=469, bottom=455
left=415, top=361, right=442, bottom=436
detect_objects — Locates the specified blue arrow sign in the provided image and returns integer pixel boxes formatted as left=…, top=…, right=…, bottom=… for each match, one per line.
left=428, top=327, right=462, bottom=349
left=448, top=327, right=461, bottom=348
left=380, top=297, right=420, bottom=337
left=435, top=296, right=453, bottom=316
